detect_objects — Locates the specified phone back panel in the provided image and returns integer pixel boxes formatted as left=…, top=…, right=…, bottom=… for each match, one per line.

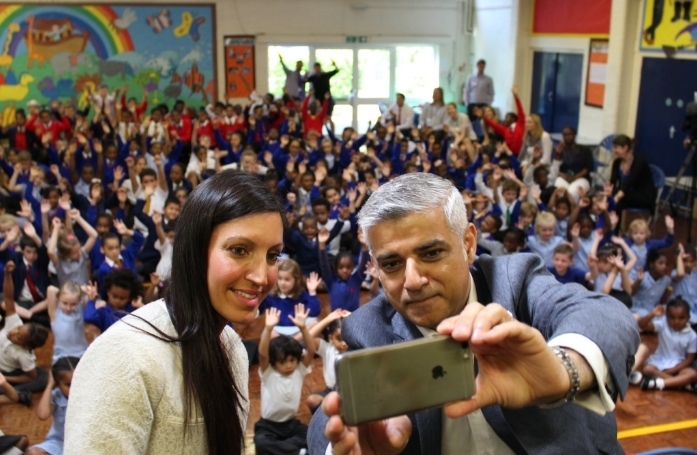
left=335, top=335, right=476, bottom=425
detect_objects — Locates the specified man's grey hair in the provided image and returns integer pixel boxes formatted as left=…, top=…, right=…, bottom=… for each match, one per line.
left=357, top=173, right=468, bottom=250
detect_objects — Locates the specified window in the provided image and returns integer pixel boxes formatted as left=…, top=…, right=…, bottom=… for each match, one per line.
left=267, top=44, right=438, bottom=129
left=396, top=46, right=438, bottom=104
left=268, top=46, right=309, bottom=97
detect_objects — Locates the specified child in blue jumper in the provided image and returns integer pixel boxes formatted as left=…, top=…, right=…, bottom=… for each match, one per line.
left=95, top=219, right=144, bottom=289
left=83, top=269, right=142, bottom=335
left=259, top=259, right=321, bottom=338
left=319, top=228, right=369, bottom=312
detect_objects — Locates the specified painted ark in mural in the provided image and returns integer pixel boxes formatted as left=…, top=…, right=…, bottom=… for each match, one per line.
left=0, top=4, right=216, bottom=114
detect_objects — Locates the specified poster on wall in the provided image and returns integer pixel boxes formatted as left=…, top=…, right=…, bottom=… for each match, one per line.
left=641, top=0, right=697, bottom=53
left=0, top=4, right=216, bottom=113
left=585, top=39, right=609, bottom=108
left=224, top=36, right=255, bottom=99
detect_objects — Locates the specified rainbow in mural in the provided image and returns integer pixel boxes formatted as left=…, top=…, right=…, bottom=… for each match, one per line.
left=0, top=4, right=215, bottom=108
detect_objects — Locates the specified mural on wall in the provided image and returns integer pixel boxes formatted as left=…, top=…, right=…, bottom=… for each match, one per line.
left=0, top=4, right=216, bottom=114
left=642, top=0, right=697, bottom=53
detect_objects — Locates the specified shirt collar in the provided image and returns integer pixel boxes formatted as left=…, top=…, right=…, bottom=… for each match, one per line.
left=104, top=255, right=123, bottom=267
left=417, top=273, right=477, bottom=337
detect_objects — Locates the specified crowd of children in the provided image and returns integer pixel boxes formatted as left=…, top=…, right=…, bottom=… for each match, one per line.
left=0, top=66, right=694, bottom=453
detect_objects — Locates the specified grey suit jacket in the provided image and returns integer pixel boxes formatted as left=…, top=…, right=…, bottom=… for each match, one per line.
left=308, top=253, right=639, bottom=455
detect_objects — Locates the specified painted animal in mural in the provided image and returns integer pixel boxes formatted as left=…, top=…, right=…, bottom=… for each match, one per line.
left=0, top=74, right=35, bottom=101
left=114, top=7, right=137, bottom=30
left=51, top=52, right=94, bottom=78
left=174, top=12, right=206, bottom=42
left=97, top=59, right=133, bottom=79
left=147, top=9, right=172, bottom=34
left=0, top=23, right=21, bottom=69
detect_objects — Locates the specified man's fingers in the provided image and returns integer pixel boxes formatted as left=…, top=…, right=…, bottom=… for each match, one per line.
left=322, top=391, right=341, bottom=417
left=470, top=304, right=514, bottom=343
left=437, top=301, right=484, bottom=340
left=384, top=416, right=413, bottom=449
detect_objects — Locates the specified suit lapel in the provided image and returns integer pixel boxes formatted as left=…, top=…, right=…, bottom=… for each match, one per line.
left=391, top=312, right=442, bottom=455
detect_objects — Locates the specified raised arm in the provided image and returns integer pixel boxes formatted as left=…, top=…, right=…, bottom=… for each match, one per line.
left=69, top=208, right=99, bottom=253
left=259, top=307, right=280, bottom=373
left=36, top=372, right=56, bottom=420
left=289, top=303, right=316, bottom=367
left=46, top=217, right=62, bottom=267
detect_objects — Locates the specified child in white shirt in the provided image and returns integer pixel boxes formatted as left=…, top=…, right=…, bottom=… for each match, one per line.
left=255, top=304, right=315, bottom=455
left=631, top=298, right=697, bottom=391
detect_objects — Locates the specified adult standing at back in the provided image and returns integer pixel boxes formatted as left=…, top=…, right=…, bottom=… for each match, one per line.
left=609, top=134, right=657, bottom=222
left=307, top=61, right=339, bottom=129
left=463, top=59, right=495, bottom=120
left=65, top=171, right=287, bottom=455
left=279, top=55, right=306, bottom=100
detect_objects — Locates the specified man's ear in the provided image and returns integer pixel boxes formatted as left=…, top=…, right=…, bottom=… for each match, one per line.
left=464, top=223, right=477, bottom=265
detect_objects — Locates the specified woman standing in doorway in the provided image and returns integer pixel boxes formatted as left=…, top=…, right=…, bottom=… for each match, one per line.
left=65, top=171, right=287, bottom=455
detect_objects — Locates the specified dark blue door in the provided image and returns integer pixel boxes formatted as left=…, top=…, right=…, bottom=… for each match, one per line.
left=531, top=52, right=583, bottom=134
left=635, top=57, right=697, bottom=176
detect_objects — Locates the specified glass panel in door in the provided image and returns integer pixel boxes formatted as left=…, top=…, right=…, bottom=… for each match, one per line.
left=357, top=49, right=390, bottom=99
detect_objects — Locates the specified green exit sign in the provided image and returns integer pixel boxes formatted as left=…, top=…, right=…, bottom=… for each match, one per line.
left=346, top=35, right=368, bottom=43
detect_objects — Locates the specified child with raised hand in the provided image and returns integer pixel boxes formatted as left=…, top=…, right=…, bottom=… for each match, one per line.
left=673, top=243, right=697, bottom=329
left=319, top=228, right=369, bottom=312
left=0, top=261, right=49, bottom=403
left=151, top=212, right=174, bottom=282
left=259, top=260, right=321, bottom=338
left=526, top=212, right=566, bottom=267
left=83, top=269, right=142, bottom=335
left=95, top=218, right=144, bottom=289
left=45, top=283, right=87, bottom=364
left=630, top=249, right=672, bottom=320
left=630, top=299, right=697, bottom=391
left=255, top=305, right=315, bottom=455
left=306, top=309, right=350, bottom=412
left=47, top=210, right=98, bottom=287
left=625, top=215, right=675, bottom=277
left=26, top=356, right=80, bottom=455
left=588, top=235, right=635, bottom=309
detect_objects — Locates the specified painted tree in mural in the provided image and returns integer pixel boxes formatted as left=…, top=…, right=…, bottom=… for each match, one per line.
left=0, top=4, right=216, bottom=124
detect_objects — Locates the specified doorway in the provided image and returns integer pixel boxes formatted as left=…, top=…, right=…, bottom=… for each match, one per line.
left=530, top=51, right=583, bottom=134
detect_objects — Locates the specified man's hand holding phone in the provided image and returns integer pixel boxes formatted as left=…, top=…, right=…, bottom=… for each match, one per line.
left=323, top=393, right=412, bottom=455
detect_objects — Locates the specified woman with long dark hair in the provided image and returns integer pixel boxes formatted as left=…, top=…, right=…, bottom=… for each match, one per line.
left=609, top=134, right=657, bottom=219
left=64, top=171, right=286, bottom=455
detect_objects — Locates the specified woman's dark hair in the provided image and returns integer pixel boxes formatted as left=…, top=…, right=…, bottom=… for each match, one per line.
left=323, top=318, right=342, bottom=341
left=268, top=336, right=303, bottom=365
left=612, top=134, right=634, bottom=149
left=26, top=323, right=49, bottom=350
left=52, top=356, right=80, bottom=382
left=104, top=269, right=142, bottom=300
left=134, top=171, right=286, bottom=455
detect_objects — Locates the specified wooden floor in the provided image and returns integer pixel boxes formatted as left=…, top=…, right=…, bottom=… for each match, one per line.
left=2, top=213, right=697, bottom=454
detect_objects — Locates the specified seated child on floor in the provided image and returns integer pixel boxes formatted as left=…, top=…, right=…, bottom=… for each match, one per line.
left=631, top=298, right=697, bottom=391
left=255, top=305, right=315, bottom=455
